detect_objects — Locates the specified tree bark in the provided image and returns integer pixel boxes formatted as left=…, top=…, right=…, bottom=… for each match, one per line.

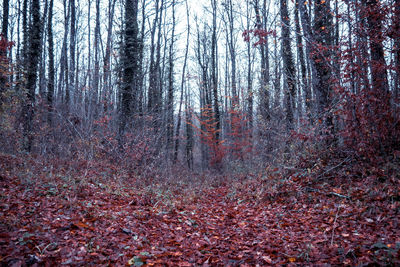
left=280, top=0, right=296, bottom=130
left=47, top=0, right=55, bottom=125
left=166, top=0, right=176, bottom=155
left=0, top=0, right=9, bottom=102
left=295, top=0, right=311, bottom=121
left=23, top=0, right=42, bottom=151
left=119, top=0, right=140, bottom=139
left=254, top=0, right=270, bottom=121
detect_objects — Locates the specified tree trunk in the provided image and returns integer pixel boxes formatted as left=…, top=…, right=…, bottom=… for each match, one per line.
left=363, top=0, right=389, bottom=93
left=119, top=0, right=140, bottom=139
left=166, top=0, right=176, bottom=155
left=69, top=0, right=76, bottom=108
left=281, top=0, right=296, bottom=131
left=295, top=0, right=311, bottom=122
left=394, top=0, right=400, bottom=99
left=254, top=0, right=270, bottom=121
left=211, top=0, right=221, bottom=165
left=173, top=0, right=190, bottom=164
left=0, top=0, right=9, bottom=103
left=47, top=0, right=55, bottom=125
left=93, top=0, right=101, bottom=115
left=299, top=0, right=334, bottom=133
left=103, top=0, right=117, bottom=112
left=23, top=0, right=42, bottom=152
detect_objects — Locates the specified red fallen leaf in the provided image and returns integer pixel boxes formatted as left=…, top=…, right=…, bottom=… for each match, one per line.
left=73, top=221, right=95, bottom=231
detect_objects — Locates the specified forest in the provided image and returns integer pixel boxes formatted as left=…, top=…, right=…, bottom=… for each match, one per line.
left=0, top=0, right=399, bottom=265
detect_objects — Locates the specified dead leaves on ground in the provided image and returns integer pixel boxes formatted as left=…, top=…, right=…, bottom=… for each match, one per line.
left=0, top=157, right=399, bottom=266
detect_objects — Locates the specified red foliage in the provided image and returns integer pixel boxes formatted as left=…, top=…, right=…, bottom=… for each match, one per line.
left=192, top=106, right=225, bottom=168
left=227, top=104, right=252, bottom=161
left=242, top=29, right=276, bottom=46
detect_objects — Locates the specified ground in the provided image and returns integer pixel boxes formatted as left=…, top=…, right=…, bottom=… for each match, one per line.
left=0, top=154, right=399, bottom=266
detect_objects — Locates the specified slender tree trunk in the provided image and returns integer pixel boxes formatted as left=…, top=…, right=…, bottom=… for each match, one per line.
left=103, top=0, right=117, bottom=112
left=38, top=0, right=48, bottom=98
left=69, top=0, right=76, bottom=108
left=295, top=0, right=311, bottom=122
left=148, top=0, right=160, bottom=114
left=93, top=0, right=101, bottom=116
left=246, top=0, right=254, bottom=134
left=254, top=0, right=270, bottom=121
left=211, top=0, right=221, bottom=164
left=174, top=0, right=190, bottom=163
left=185, top=89, right=194, bottom=170
left=273, top=24, right=281, bottom=110
left=47, top=0, right=55, bottom=125
left=166, top=0, right=176, bottom=155
left=58, top=0, right=70, bottom=105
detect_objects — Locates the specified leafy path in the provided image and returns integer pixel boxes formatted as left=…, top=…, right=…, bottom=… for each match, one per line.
left=1, top=161, right=400, bottom=265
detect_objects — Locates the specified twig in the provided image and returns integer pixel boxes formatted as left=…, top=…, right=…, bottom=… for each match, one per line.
left=327, top=192, right=350, bottom=199
left=303, top=187, right=351, bottom=200
left=330, top=204, right=341, bottom=246
left=317, top=156, right=351, bottom=180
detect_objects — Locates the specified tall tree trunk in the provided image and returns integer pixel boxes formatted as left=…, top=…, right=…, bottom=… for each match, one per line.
left=23, top=0, right=42, bottom=152
left=93, top=0, right=101, bottom=116
left=363, top=0, right=389, bottom=93
left=148, top=0, right=161, bottom=115
left=246, top=0, right=254, bottom=135
left=394, top=0, right=400, bottom=99
left=47, top=0, right=55, bottom=125
left=166, top=0, right=176, bottom=155
left=299, top=0, right=334, bottom=134
left=38, top=0, right=48, bottom=98
left=314, top=0, right=334, bottom=132
left=0, top=0, right=9, bottom=102
left=174, top=0, right=190, bottom=163
left=295, top=0, right=311, bottom=122
left=57, top=0, right=70, bottom=106
left=254, top=0, right=270, bottom=121
left=118, top=0, right=140, bottom=139
left=225, top=0, right=237, bottom=105
left=281, top=0, right=296, bottom=131
left=103, top=0, right=117, bottom=112
left=69, top=0, right=76, bottom=108
left=211, top=0, right=221, bottom=154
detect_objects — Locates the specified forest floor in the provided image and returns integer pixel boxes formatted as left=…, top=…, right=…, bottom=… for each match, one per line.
left=1, top=153, right=400, bottom=266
